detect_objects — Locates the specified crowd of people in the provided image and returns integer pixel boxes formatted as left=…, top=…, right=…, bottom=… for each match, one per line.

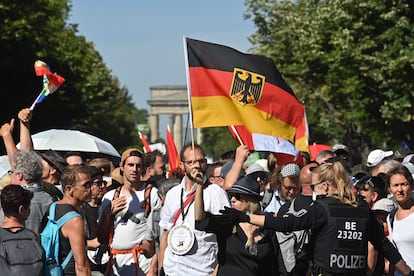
left=0, top=108, right=414, bottom=276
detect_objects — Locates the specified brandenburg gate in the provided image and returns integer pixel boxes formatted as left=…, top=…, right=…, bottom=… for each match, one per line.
left=147, top=85, right=202, bottom=153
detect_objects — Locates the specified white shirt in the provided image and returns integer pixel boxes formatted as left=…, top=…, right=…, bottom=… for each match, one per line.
left=264, top=189, right=286, bottom=214
left=160, top=180, right=230, bottom=276
left=388, top=211, right=414, bottom=272
left=101, top=184, right=162, bottom=275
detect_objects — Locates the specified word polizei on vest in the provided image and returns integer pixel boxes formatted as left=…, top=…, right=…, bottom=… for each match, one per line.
left=330, top=254, right=366, bottom=269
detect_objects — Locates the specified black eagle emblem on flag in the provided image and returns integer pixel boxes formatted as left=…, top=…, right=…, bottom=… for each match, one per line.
left=230, top=68, right=265, bottom=106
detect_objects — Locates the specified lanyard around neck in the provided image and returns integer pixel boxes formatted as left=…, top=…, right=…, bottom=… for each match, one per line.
left=173, top=188, right=196, bottom=226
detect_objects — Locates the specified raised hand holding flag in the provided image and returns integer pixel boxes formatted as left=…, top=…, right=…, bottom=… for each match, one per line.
left=30, top=60, right=65, bottom=110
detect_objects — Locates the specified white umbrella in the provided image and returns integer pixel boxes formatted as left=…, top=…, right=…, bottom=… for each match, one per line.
left=21, top=129, right=120, bottom=158
left=0, top=155, right=11, bottom=178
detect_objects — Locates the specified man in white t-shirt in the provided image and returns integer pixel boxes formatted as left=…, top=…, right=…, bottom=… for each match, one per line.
left=99, top=148, right=162, bottom=275
left=159, top=144, right=229, bottom=276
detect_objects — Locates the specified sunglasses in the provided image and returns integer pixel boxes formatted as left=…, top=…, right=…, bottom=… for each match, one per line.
left=92, top=180, right=107, bottom=187
left=76, top=181, right=92, bottom=189
left=310, top=181, right=323, bottom=191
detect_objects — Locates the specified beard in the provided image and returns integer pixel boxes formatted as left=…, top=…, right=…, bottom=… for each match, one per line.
left=187, top=167, right=204, bottom=184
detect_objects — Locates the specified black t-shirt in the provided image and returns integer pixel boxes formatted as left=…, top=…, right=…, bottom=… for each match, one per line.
left=79, top=203, right=99, bottom=240
left=197, top=212, right=276, bottom=276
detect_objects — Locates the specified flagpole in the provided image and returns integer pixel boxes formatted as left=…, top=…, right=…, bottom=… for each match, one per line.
left=30, top=74, right=48, bottom=111
left=29, top=89, right=44, bottom=111
left=183, top=36, right=197, bottom=156
left=230, top=125, right=244, bottom=145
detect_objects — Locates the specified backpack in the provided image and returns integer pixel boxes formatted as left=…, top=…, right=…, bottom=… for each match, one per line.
left=276, top=198, right=310, bottom=273
left=262, top=189, right=274, bottom=209
left=0, top=227, right=44, bottom=276
left=40, top=202, right=81, bottom=276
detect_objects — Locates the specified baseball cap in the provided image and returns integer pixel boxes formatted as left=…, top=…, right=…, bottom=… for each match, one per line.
left=366, top=149, right=393, bottom=167
left=332, top=144, right=349, bottom=153
left=120, top=148, right=143, bottom=166
left=394, top=147, right=412, bottom=161
left=372, top=198, right=397, bottom=214
left=280, top=163, right=300, bottom=178
left=110, top=167, right=124, bottom=185
left=402, top=154, right=414, bottom=178
left=246, top=162, right=269, bottom=175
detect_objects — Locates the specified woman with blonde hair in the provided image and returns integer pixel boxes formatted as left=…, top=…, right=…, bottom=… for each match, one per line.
left=222, top=161, right=413, bottom=276
left=195, top=176, right=276, bottom=276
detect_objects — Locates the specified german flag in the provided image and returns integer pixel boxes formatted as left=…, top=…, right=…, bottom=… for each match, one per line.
left=295, top=109, right=309, bottom=153
left=185, top=38, right=304, bottom=143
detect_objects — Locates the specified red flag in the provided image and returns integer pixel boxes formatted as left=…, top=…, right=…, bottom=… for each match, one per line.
left=229, top=125, right=299, bottom=166
left=46, top=73, right=65, bottom=94
left=186, top=38, right=304, bottom=143
left=138, top=132, right=151, bottom=153
left=166, top=126, right=180, bottom=177
left=309, top=143, right=331, bottom=160
left=34, top=60, right=52, bottom=76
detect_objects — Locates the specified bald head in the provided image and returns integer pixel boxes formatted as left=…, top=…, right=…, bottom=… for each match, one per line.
left=300, top=162, right=318, bottom=196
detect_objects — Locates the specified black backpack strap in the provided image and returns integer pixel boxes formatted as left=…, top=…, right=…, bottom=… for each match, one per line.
left=389, top=207, right=397, bottom=231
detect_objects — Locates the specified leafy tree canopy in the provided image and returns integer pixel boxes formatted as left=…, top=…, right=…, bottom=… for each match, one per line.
left=201, top=127, right=238, bottom=160
left=244, top=0, right=414, bottom=161
left=0, top=0, right=147, bottom=155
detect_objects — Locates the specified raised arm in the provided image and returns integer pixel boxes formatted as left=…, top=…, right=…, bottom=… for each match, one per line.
left=222, top=145, right=249, bottom=190
left=18, top=108, right=34, bottom=151
left=194, top=183, right=205, bottom=221
left=0, top=118, right=18, bottom=162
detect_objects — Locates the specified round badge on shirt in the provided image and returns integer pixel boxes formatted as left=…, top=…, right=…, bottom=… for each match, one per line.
left=167, top=224, right=195, bottom=255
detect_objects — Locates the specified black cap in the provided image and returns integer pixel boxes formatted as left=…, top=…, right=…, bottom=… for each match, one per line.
left=40, top=150, right=67, bottom=174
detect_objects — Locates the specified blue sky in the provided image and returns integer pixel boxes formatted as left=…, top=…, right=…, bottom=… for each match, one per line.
left=68, top=0, right=255, bottom=112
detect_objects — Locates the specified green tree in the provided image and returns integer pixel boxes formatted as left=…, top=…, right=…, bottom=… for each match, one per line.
left=201, top=127, right=238, bottom=160
left=244, top=0, right=414, bottom=160
left=0, top=0, right=146, bottom=155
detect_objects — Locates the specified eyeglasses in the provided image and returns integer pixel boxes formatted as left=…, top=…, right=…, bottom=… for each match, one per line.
left=211, top=175, right=223, bottom=179
left=310, top=181, right=323, bottom=191
left=228, top=193, right=242, bottom=201
left=182, top=158, right=207, bottom=165
left=92, top=180, right=107, bottom=187
left=390, top=182, right=410, bottom=189
left=282, top=184, right=298, bottom=191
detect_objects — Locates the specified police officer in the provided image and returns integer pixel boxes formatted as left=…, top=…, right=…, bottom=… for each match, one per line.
left=221, top=161, right=414, bottom=276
